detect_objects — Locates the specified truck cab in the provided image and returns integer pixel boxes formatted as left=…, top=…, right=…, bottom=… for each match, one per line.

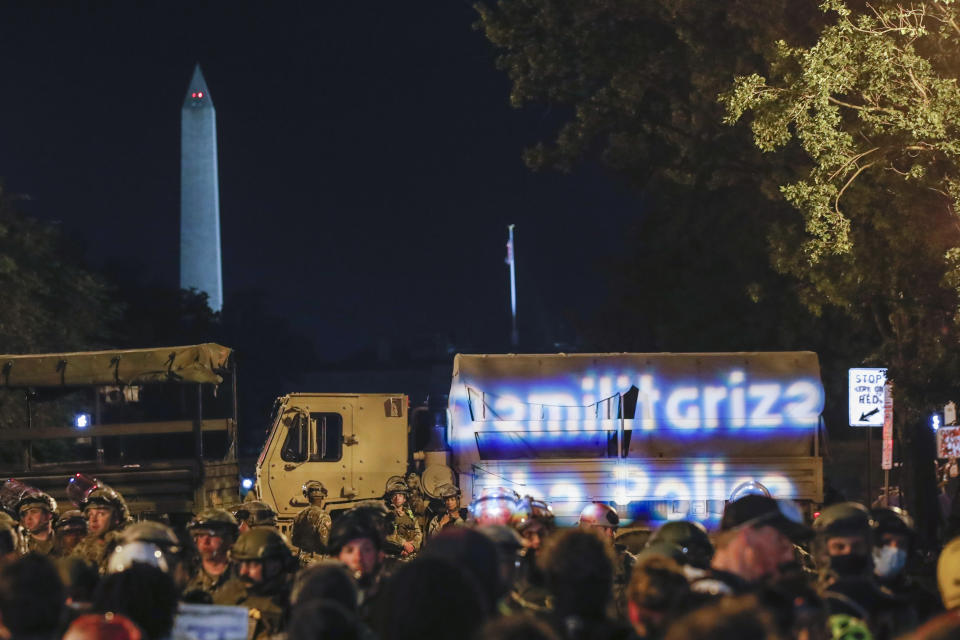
left=255, top=393, right=412, bottom=530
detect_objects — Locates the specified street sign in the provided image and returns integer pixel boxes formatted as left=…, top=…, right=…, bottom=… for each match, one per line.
left=849, top=368, right=887, bottom=427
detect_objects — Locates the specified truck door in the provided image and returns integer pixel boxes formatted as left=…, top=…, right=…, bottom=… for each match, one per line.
left=267, top=398, right=355, bottom=519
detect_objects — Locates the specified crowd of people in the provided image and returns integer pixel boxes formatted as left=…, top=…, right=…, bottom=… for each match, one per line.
left=0, top=474, right=958, bottom=640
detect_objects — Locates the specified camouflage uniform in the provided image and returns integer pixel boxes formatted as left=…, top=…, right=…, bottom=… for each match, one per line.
left=184, top=563, right=235, bottom=598
left=69, top=481, right=131, bottom=572
left=16, top=488, right=59, bottom=556
left=386, top=506, right=422, bottom=555
left=25, top=532, right=57, bottom=556
left=213, top=528, right=294, bottom=640
left=427, top=484, right=468, bottom=538
left=71, top=529, right=123, bottom=571
left=291, top=505, right=331, bottom=556
left=383, top=478, right=422, bottom=556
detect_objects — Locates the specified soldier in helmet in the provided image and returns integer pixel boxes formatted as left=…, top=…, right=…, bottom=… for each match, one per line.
left=427, top=484, right=468, bottom=538
left=106, top=520, right=191, bottom=591
left=232, top=502, right=277, bottom=534
left=54, top=510, right=87, bottom=556
left=404, top=472, right=429, bottom=530
left=327, top=507, right=388, bottom=624
left=512, top=496, right=555, bottom=553
left=214, top=527, right=296, bottom=640
left=71, top=482, right=131, bottom=571
left=184, top=508, right=240, bottom=599
left=578, top=501, right=637, bottom=617
left=382, top=478, right=421, bottom=558
left=16, top=491, right=58, bottom=556
left=290, top=481, right=331, bottom=562
left=506, top=496, right=556, bottom=613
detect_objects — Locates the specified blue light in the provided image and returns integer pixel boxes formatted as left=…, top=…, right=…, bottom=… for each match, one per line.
left=932, top=413, right=941, bottom=431
left=74, top=413, right=91, bottom=429
left=241, top=478, right=254, bottom=491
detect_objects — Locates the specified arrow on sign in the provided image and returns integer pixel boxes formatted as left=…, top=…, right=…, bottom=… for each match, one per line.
left=859, top=408, right=880, bottom=421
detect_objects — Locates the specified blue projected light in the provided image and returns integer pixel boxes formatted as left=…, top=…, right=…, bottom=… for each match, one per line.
left=932, top=413, right=942, bottom=431
left=74, top=413, right=91, bottom=429
left=241, top=478, right=254, bottom=491
left=451, top=353, right=825, bottom=526
left=463, top=369, right=823, bottom=430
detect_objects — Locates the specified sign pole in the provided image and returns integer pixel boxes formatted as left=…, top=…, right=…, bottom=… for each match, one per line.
left=867, top=425, right=872, bottom=505
left=882, top=382, right=894, bottom=505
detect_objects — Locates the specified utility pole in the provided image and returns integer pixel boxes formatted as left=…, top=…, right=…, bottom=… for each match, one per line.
left=506, top=224, right=518, bottom=348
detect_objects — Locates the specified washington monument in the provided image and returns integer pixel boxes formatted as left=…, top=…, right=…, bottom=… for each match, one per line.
left=180, top=64, right=223, bottom=312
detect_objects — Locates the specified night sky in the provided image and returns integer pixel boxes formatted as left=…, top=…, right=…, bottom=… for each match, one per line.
left=0, top=3, right=640, bottom=360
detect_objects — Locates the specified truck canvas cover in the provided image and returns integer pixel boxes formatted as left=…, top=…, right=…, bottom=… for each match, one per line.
left=0, top=343, right=232, bottom=388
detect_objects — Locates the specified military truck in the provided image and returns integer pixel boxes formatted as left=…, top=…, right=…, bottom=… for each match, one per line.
left=255, top=352, right=825, bottom=528
left=0, top=344, right=239, bottom=518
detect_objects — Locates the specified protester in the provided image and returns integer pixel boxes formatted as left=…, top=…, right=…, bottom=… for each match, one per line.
left=92, top=564, right=178, bottom=640
left=214, top=527, right=296, bottom=640
left=0, top=553, right=64, bottom=640
left=184, top=508, right=240, bottom=599
left=374, top=556, right=488, bottom=640
left=692, top=494, right=811, bottom=596
left=626, top=556, right=692, bottom=639
left=537, top=527, right=635, bottom=640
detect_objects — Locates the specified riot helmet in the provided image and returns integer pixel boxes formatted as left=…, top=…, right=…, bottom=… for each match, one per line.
left=470, top=487, right=519, bottom=526
left=578, top=502, right=620, bottom=528
left=80, top=482, right=131, bottom=525
left=16, top=490, right=57, bottom=520
left=55, top=510, right=88, bottom=534
left=230, top=527, right=294, bottom=567
left=813, top=503, right=874, bottom=538
left=188, top=508, right=239, bottom=541
left=232, top=501, right=276, bottom=529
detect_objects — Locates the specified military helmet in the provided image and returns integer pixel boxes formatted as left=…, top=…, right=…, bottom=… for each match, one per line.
left=438, top=484, right=461, bottom=500
left=55, top=510, right=87, bottom=534
left=302, top=481, right=328, bottom=500
left=470, top=486, right=519, bottom=524
left=384, top=477, right=410, bottom=498
left=231, top=527, right=293, bottom=562
left=16, top=490, right=57, bottom=519
left=81, top=482, right=131, bottom=524
left=648, top=520, right=714, bottom=569
left=189, top=508, right=239, bottom=539
left=578, top=502, right=620, bottom=528
left=635, top=540, right=687, bottom=565
left=119, top=521, right=181, bottom=553
left=870, top=506, right=914, bottom=538
left=511, top=496, right=556, bottom=533
left=232, top=501, right=276, bottom=527
left=812, top=502, right=874, bottom=538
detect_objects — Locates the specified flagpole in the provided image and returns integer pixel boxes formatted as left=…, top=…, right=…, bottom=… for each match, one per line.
left=506, top=224, right=518, bottom=348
